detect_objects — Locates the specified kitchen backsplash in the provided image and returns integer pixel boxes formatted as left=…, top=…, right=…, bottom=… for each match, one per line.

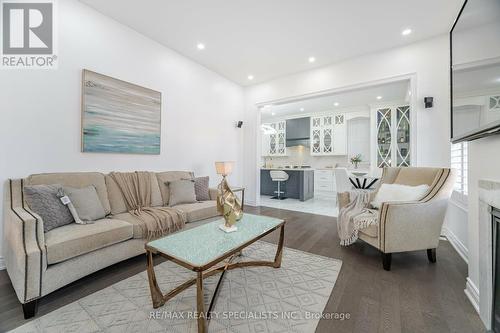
left=262, top=146, right=351, bottom=169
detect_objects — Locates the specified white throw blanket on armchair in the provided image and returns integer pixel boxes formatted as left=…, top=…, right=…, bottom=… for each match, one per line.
left=337, top=190, right=379, bottom=246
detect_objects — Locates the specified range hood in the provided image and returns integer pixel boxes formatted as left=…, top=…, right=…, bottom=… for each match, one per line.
left=286, top=117, right=310, bottom=147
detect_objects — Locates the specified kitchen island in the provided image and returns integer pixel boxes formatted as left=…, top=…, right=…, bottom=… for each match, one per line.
left=260, top=168, right=314, bottom=201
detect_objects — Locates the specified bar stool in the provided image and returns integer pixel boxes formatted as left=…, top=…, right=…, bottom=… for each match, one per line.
left=270, top=170, right=289, bottom=200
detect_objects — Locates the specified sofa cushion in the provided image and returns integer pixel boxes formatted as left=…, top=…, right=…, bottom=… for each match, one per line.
left=393, top=167, right=440, bottom=187
left=45, top=218, right=133, bottom=265
left=112, top=212, right=145, bottom=239
left=194, top=176, right=210, bottom=201
left=106, top=172, right=163, bottom=215
left=156, top=171, right=194, bottom=205
left=26, top=172, right=111, bottom=215
left=63, top=185, right=106, bottom=222
left=24, top=184, right=74, bottom=232
left=173, top=200, right=219, bottom=223
left=168, top=179, right=197, bottom=206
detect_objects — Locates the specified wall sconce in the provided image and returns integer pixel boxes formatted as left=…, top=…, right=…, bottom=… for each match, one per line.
left=424, top=97, right=433, bottom=108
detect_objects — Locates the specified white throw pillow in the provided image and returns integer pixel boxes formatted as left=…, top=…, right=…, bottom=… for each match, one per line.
left=370, top=183, right=430, bottom=209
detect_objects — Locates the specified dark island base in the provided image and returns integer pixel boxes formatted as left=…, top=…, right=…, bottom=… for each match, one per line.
left=260, top=169, right=314, bottom=201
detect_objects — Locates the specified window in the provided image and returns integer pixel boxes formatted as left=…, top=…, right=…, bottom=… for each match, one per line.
left=451, top=142, right=468, bottom=201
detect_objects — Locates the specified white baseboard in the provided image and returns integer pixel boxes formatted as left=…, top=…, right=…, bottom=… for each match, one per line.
left=442, top=227, right=468, bottom=264
left=465, top=277, right=480, bottom=315
left=0, top=257, right=5, bottom=270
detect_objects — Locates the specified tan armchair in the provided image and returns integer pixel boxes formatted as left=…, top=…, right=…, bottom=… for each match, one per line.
left=338, top=167, right=456, bottom=270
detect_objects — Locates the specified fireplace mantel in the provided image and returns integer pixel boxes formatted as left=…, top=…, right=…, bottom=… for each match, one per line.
left=477, top=179, right=500, bottom=329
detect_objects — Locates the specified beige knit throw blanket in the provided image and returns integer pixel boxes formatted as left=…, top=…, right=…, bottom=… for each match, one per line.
left=110, top=171, right=186, bottom=240
left=337, top=190, right=379, bottom=246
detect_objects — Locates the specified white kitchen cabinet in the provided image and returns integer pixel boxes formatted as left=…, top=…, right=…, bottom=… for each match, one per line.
left=372, top=105, right=412, bottom=167
left=334, top=114, right=347, bottom=155
left=310, top=113, right=346, bottom=156
left=262, top=121, right=287, bottom=156
left=314, top=169, right=336, bottom=196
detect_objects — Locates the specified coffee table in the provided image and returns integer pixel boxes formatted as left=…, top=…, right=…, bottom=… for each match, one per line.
left=145, top=213, right=285, bottom=333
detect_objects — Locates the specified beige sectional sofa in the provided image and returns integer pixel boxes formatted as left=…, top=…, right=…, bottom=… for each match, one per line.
left=3, top=171, right=221, bottom=318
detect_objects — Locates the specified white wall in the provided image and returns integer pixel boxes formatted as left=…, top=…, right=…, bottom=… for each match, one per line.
left=243, top=35, right=452, bottom=205
left=0, top=0, right=244, bottom=265
left=443, top=197, right=469, bottom=263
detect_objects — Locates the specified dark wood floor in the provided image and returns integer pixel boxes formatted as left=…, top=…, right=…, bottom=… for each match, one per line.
left=0, top=206, right=485, bottom=333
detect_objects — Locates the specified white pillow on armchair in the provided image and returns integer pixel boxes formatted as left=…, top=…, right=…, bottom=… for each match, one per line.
left=370, top=183, right=430, bottom=209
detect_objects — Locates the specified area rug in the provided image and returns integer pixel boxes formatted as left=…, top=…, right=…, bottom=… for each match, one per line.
left=10, top=241, right=342, bottom=333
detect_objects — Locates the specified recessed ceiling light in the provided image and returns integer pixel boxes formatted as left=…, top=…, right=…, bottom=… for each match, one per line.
left=197, top=43, right=205, bottom=50
left=247, top=75, right=254, bottom=80
left=334, top=102, right=339, bottom=107
left=308, top=56, right=316, bottom=63
left=300, top=107, right=305, bottom=111
left=401, top=28, right=412, bottom=36
left=271, top=112, right=276, bottom=116
left=376, top=96, right=383, bottom=100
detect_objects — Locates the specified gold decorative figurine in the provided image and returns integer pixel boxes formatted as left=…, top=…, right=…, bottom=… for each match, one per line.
left=215, top=162, right=243, bottom=232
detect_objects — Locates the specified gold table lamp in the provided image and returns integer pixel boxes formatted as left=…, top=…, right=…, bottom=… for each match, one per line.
left=215, top=161, right=243, bottom=232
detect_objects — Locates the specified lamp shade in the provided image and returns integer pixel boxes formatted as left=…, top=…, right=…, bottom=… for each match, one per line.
left=215, top=161, right=234, bottom=176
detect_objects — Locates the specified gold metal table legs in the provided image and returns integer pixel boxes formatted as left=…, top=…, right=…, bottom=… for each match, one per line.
left=145, top=224, right=285, bottom=333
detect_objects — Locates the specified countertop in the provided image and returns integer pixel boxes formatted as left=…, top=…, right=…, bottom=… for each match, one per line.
left=261, top=167, right=315, bottom=171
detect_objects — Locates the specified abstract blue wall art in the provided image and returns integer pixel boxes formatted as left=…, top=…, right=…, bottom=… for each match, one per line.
left=82, top=69, right=161, bottom=154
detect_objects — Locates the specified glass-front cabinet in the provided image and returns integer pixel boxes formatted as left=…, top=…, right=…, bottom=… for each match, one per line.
left=262, top=121, right=287, bottom=156
left=310, top=113, right=346, bottom=156
left=375, top=105, right=411, bottom=167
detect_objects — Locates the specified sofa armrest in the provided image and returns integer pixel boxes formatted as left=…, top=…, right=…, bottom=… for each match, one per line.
left=4, top=207, right=45, bottom=303
left=3, top=180, right=45, bottom=303
left=378, top=198, right=449, bottom=253
left=209, top=187, right=219, bottom=200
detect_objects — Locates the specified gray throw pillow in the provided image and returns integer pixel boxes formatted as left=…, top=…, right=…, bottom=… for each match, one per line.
left=193, top=176, right=210, bottom=201
left=24, top=184, right=74, bottom=233
left=167, top=179, right=197, bottom=206
left=63, top=185, right=106, bottom=222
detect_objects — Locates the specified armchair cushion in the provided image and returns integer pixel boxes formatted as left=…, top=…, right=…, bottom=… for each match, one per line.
left=45, top=218, right=133, bottom=264
left=371, top=183, right=429, bottom=209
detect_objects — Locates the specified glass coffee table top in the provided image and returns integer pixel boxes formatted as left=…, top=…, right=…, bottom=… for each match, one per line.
left=147, top=213, right=284, bottom=268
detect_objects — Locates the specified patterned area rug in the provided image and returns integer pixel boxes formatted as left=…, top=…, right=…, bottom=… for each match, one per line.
left=11, top=241, right=342, bottom=333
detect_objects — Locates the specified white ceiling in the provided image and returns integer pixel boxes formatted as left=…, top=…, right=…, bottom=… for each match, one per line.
left=261, top=80, right=410, bottom=121
left=80, top=0, right=464, bottom=86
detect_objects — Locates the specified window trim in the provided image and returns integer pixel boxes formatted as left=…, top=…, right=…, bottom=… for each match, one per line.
left=451, top=142, right=468, bottom=207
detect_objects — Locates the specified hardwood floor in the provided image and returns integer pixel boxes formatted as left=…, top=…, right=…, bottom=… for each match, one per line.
left=0, top=206, right=485, bottom=332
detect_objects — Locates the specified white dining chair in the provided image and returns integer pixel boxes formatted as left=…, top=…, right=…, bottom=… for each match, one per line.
left=334, top=167, right=354, bottom=193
